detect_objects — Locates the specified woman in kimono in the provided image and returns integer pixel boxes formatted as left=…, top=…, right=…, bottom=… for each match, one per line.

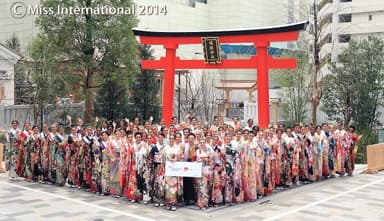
left=298, top=135, right=309, bottom=182
left=313, top=126, right=324, bottom=180
left=40, top=124, right=50, bottom=183
left=142, top=134, right=155, bottom=204
left=91, top=130, right=102, bottom=194
left=100, top=131, right=111, bottom=195
left=327, top=124, right=337, bottom=178
left=164, top=134, right=182, bottom=210
left=196, top=137, right=213, bottom=209
left=66, top=127, right=80, bottom=187
left=255, top=132, right=265, bottom=197
left=55, top=126, right=67, bottom=186
left=291, top=138, right=300, bottom=185
left=232, top=131, right=243, bottom=203
left=23, top=125, right=37, bottom=181
left=48, top=124, right=60, bottom=184
left=30, top=126, right=42, bottom=182
left=150, top=133, right=166, bottom=207
left=263, top=131, right=273, bottom=195
left=20, top=122, right=32, bottom=179
left=223, top=134, right=235, bottom=204
left=245, top=131, right=257, bottom=201
left=211, top=135, right=226, bottom=206
left=126, top=132, right=145, bottom=202
left=345, top=126, right=359, bottom=176
left=240, top=130, right=249, bottom=201
left=273, top=129, right=283, bottom=187
left=322, top=131, right=330, bottom=178
left=108, top=130, right=123, bottom=197
left=6, top=120, right=21, bottom=180
left=121, top=131, right=131, bottom=198
left=335, top=123, right=346, bottom=175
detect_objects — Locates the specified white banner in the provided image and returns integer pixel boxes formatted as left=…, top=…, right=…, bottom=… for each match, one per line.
left=165, top=161, right=202, bottom=177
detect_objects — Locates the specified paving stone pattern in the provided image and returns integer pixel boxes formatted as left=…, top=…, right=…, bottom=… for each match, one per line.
left=0, top=165, right=383, bottom=221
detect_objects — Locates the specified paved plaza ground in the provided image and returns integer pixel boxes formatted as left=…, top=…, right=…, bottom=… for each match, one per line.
left=0, top=165, right=383, bottom=221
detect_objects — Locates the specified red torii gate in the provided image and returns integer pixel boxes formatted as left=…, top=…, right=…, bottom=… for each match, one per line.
left=133, top=21, right=307, bottom=128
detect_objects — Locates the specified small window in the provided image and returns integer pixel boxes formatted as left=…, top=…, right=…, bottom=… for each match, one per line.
left=339, top=34, right=351, bottom=43
left=369, top=14, right=372, bottom=21
left=339, top=14, right=352, bottom=23
left=0, top=71, right=7, bottom=79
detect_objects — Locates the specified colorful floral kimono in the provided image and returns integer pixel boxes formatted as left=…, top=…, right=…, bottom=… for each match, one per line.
left=23, top=135, right=34, bottom=181
left=30, top=134, right=42, bottom=182
left=66, top=135, right=79, bottom=186
left=245, top=141, right=257, bottom=201
left=327, top=134, right=336, bottom=176
left=307, top=141, right=315, bottom=181
left=291, top=141, right=300, bottom=179
left=263, top=143, right=273, bottom=195
left=55, top=134, right=67, bottom=186
left=137, top=143, right=151, bottom=203
left=211, top=145, right=226, bottom=205
left=224, top=143, right=235, bottom=204
left=109, top=138, right=122, bottom=196
left=40, top=132, right=50, bottom=182
left=82, top=136, right=94, bottom=189
left=232, top=148, right=243, bottom=203
left=335, top=132, right=345, bottom=175
left=299, top=139, right=309, bottom=181
left=91, top=140, right=103, bottom=193
left=150, top=143, right=165, bottom=204
left=256, top=140, right=265, bottom=195
left=322, top=138, right=329, bottom=177
left=164, top=144, right=182, bottom=206
left=48, top=132, right=60, bottom=183
left=271, top=138, right=282, bottom=187
left=240, top=141, right=249, bottom=200
left=100, top=141, right=111, bottom=194
left=126, top=142, right=145, bottom=201
left=345, top=132, right=359, bottom=176
left=6, top=129, right=20, bottom=178
left=313, top=133, right=324, bottom=180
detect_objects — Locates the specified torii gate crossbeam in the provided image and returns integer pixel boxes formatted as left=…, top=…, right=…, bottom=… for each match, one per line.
left=133, top=21, right=307, bottom=128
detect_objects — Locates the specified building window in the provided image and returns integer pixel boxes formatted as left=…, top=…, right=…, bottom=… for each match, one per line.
left=340, top=0, right=352, bottom=2
left=0, top=71, right=8, bottom=80
left=339, top=34, right=351, bottom=43
left=339, top=14, right=352, bottom=23
left=369, top=14, right=372, bottom=21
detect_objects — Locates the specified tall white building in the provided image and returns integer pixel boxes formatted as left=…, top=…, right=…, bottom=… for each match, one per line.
left=318, top=0, right=384, bottom=74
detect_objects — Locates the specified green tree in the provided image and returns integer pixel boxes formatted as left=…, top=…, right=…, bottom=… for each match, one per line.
left=29, top=34, right=77, bottom=125
left=274, top=49, right=311, bottom=125
left=94, top=71, right=130, bottom=121
left=129, top=45, right=160, bottom=121
left=5, top=33, right=20, bottom=53
left=322, top=37, right=384, bottom=130
left=34, top=0, right=138, bottom=123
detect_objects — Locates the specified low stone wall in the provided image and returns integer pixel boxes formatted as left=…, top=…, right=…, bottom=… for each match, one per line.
left=0, top=103, right=84, bottom=129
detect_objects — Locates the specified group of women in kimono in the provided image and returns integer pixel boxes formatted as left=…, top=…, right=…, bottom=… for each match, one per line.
left=5, top=117, right=360, bottom=210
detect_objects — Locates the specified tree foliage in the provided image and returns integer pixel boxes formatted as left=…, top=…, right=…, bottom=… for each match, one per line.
left=34, top=0, right=138, bottom=123
left=322, top=37, right=384, bottom=130
left=5, top=33, right=21, bottom=53
left=128, top=45, right=161, bottom=121
left=274, top=48, right=311, bottom=125
left=29, top=35, right=77, bottom=124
